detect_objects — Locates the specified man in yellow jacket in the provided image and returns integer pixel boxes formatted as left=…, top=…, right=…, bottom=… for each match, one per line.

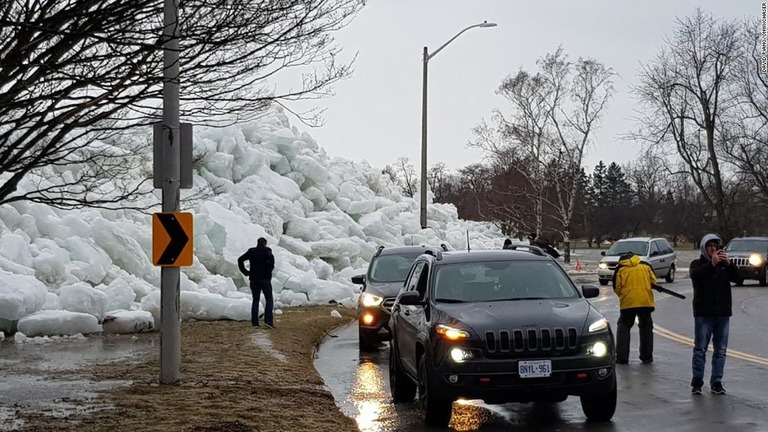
left=612, top=252, right=656, bottom=364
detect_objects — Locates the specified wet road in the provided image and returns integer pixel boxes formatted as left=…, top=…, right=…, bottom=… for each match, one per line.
left=315, top=252, right=768, bottom=432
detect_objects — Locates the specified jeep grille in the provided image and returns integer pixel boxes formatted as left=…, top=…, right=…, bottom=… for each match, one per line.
left=732, top=257, right=754, bottom=267
left=484, top=327, right=579, bottom=357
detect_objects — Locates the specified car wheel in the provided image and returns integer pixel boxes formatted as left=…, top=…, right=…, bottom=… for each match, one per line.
left=759, top=268, right=767, bottom=287
left=665, top=265, right=676, bottom=283
left=580, top=374, right=617, bottom=422
left=418, top=354, right=452, bottom=427
left=599, top=279, right=609, bottom=286
left=359, top=327, right=378, bottom=352
left=389, top=339, right=416, bottom=402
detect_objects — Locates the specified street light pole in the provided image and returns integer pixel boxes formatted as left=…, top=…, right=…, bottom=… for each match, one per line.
left=420, top=21, right=497, bottom=229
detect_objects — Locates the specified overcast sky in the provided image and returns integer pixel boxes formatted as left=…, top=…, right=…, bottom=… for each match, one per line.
left=287, top=0, right=758, bottom=173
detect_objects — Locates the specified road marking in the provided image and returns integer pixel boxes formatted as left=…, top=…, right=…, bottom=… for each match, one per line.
left=654, top=325, right=768, bottom=366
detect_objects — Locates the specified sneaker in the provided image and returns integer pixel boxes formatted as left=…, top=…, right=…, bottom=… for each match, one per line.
left=691, top=386, right=703, bottom=395
left=640, top=358, right=653, bottom=364
left=711, top=383, right=726, bottom=395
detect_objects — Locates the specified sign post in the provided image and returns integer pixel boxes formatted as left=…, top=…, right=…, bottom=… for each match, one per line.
left=159, top=0, right=181, bottom=385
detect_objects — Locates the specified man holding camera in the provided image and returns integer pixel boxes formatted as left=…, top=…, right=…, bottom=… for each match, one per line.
left=688, top=233, right=743, bottom=395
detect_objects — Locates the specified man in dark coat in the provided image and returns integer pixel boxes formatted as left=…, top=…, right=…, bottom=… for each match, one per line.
left=688, top=233, right=742, bottom=395
left=238, top=237, right=275, bottom=328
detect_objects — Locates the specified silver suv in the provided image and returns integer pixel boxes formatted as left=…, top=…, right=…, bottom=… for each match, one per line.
left=597, top=237, right=676, bottom=286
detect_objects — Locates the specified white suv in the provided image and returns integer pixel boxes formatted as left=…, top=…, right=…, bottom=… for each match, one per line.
left=597, top=237, right=676, bottom=286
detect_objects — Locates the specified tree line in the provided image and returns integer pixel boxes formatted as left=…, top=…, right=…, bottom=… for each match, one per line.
left=387, top=9, right=768, bottom=246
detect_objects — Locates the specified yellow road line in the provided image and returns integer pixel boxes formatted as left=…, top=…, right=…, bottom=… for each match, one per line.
left=654, top=325, right=768, bottom=366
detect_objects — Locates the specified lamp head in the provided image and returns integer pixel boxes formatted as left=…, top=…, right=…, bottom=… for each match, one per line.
left=479, top=21, right=497, bottom=28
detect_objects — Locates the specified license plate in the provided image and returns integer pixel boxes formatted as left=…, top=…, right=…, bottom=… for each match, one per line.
left=518, top=360, right=552, bottom=378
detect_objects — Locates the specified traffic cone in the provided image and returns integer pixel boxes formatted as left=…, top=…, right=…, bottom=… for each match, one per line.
left=575, top=258, right=583, bottom=271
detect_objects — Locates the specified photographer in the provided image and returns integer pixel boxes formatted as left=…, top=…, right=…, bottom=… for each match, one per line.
left=688, top=233, right=743, bottom=395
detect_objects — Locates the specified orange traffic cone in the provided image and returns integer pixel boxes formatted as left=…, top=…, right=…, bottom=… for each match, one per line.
left=575, top=258, right=583, bottom=271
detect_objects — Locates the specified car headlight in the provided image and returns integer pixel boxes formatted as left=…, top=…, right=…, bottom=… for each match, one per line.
left=749, top=254, right=763, bottom=266
left=586, top=341, right=609, bottom=357
left=436, top=324, right=471, bottom=340
left=361, top=293, right=383, bottom=307
left=598, top=262, right=608, bottom=269
left=449, top=348, right=475, bottom=362
left=588, top=318, right=609, bottom=333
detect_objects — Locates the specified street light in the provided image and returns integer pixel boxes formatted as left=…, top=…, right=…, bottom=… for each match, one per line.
left=420, top=21, right=497, bottom=229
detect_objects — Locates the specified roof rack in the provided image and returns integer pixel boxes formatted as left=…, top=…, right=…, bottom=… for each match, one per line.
left=374, top=245, right=385, bottom=257
left=507, top=245, right=547, bottom=257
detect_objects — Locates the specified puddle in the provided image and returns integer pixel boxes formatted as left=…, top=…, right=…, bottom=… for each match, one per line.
left=0, top=334, right=156, bottom=429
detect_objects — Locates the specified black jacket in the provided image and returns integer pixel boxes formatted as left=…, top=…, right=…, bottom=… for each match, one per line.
left=238, top=246, right=275, bottom=281
left=689, top=255, right=742, bottom=317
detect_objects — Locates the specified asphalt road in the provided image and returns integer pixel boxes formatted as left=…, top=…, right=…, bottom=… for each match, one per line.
left=315, top=267, right=768, bottom=432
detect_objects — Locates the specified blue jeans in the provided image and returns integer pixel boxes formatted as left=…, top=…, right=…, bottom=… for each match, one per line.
left=250, top=279, right=274, bottom=327
left=691, top=316, right=729, bottom=387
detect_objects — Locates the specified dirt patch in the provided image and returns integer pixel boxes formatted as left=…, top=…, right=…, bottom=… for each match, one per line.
left=15, top=306, right=360, bottom=432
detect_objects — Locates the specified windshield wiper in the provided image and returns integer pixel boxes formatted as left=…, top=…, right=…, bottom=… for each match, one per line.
left=493, top=297, right=547, bottom=301
left=436, top=298, right=465, bottom=303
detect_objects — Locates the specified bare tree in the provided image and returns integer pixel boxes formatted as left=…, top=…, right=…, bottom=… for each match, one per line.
left=383, top=157, right=417, bottom=198
left=471, top=48, right=614, bottom=258
left=0, top=0, right=364, bottom=209
left=724, top=18, right=768, bottom=204
left=632, top=9, right=742, bottom=238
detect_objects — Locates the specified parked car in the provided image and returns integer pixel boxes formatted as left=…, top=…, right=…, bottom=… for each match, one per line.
left=597, top=237, right=676, bottom=286
left=388, top=248, right=616, bottom=427
left=724, top=236, right=768, bottom=286
left=351, top=245, right=447, bottom=351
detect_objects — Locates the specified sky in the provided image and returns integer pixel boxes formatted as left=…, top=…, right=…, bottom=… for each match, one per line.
left=0, top=108, right=509, bottom=341
left=288, top=0, right=759, bottom=172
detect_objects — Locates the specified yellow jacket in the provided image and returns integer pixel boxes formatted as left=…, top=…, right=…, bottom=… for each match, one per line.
left=613, top=255, right=656, bottom=309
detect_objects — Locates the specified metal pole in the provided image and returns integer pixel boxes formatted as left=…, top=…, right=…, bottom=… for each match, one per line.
left=160, top=0, right=181, bottom=384
left=420, top=46, right=428, bottom=229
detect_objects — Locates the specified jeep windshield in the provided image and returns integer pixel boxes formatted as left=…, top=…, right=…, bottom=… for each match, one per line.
left=726, top=240, right=768, bottom=253
left=433, top=261, right=579, bottom=302
left=604, top=241, right=648, bottom=257
left=369, top=253, right=424, bottom=282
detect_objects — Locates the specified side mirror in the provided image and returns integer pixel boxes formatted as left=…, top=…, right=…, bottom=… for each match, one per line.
left=581, top=284, right=600, bottom=299
left=351, top=275, right=365, bottom=285
left=600, top=251, right=606, bottom=256
left=397, top=291, right=423, bottom=306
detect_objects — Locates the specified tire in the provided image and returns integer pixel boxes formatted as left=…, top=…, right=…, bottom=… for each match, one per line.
left=599, top=279, right=609, bottom=286
left=389, top=340, right=416, bottom=402
left=359, top=327, right=378, bottom=352
left=417, top=355, right=453, bottom=427
left=580, top=375, right=617, bottom=422
left=759, top=268, right=767, bottom=287
left=665, top=265, right=676, bottom=283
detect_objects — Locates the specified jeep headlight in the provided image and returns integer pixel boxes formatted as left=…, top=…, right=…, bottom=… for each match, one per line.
left=436, top=324, right=470, bottom=340
left=361, top=293, right=383, bottom=307
left=598, top=262, right=608, bottom=269
left=749, top=254, right=763, bottom=266
left=586, top=341, right=609, bottom=357
left=449, top=348, right=474, bottom=362
left=588, top=318, right=609, bottom=333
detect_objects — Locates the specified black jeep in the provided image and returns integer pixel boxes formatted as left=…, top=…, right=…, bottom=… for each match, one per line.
left=388, top=247, right=617, bottom=427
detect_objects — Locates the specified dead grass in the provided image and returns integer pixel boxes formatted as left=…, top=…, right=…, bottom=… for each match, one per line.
left=18, top=306, right=360, bottom=432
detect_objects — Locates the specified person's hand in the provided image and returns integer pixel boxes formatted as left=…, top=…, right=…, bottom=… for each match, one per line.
left=711, top=251, right=722, bottom=266
left=717, top=250, right=730, bottom=265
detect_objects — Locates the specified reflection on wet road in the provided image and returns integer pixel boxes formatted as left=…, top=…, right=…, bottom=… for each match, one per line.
left=314, top=323, right=611, bottom=432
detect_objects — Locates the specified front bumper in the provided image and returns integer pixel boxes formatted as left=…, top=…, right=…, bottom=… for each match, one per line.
left=735, top=265, right=762, bottom=280
left=597, top=267, right=617, bottom=280
left=434, top=355, right=615, bottom=403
